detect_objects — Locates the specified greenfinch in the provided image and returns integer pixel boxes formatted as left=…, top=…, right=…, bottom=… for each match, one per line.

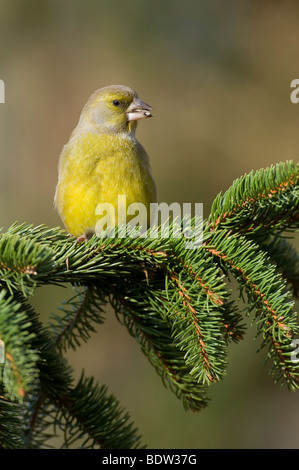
left=55, top=85, right=157, bottom=238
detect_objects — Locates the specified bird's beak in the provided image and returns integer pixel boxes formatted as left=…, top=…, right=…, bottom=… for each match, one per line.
left=126, top=97, right=153, bottom=121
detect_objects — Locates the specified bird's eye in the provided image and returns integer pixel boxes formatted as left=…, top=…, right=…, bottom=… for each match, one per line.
left=113, top=100, right=121, bottom=107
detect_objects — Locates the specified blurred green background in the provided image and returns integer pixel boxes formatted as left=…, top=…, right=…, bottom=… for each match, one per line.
left=0, top=0, right=298, bottom=449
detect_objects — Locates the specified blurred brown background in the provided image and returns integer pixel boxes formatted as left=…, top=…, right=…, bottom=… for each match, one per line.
left=0, top=0, right=298, bottom=448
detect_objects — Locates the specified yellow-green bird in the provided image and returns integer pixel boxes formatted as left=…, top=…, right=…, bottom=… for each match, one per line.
left=55, top=85, right=157, bottom=238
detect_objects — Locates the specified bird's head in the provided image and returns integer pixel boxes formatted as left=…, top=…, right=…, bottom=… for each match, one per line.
left=79, top=85, right=153, bottom=135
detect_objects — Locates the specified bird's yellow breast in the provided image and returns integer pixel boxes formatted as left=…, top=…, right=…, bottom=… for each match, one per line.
left=55, top=131, right=157, bottom=237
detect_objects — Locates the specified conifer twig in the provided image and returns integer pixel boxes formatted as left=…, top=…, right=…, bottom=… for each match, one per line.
left=0, top=160, right=298, bottom=448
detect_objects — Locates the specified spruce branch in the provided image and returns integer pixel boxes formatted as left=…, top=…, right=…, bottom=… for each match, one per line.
left=0, top=160, right=298, bottom=447
left=248, top=234, right=299, bottom=297
left=0, top=389, right=23, bottom=448
left=50, top=283, right=106, bottom=352
left=110, top=281, right=210, bottom=411
left=52, top=373, right=144, bottom=449
left=210, top=160, right=299, bottom=234
left=0, top=290, right=40, bottom=400
left=204, top=231, right=299, bottom=389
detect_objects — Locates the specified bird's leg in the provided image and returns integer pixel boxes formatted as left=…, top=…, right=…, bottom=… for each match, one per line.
left=75, top=233, right=90, bottom=244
